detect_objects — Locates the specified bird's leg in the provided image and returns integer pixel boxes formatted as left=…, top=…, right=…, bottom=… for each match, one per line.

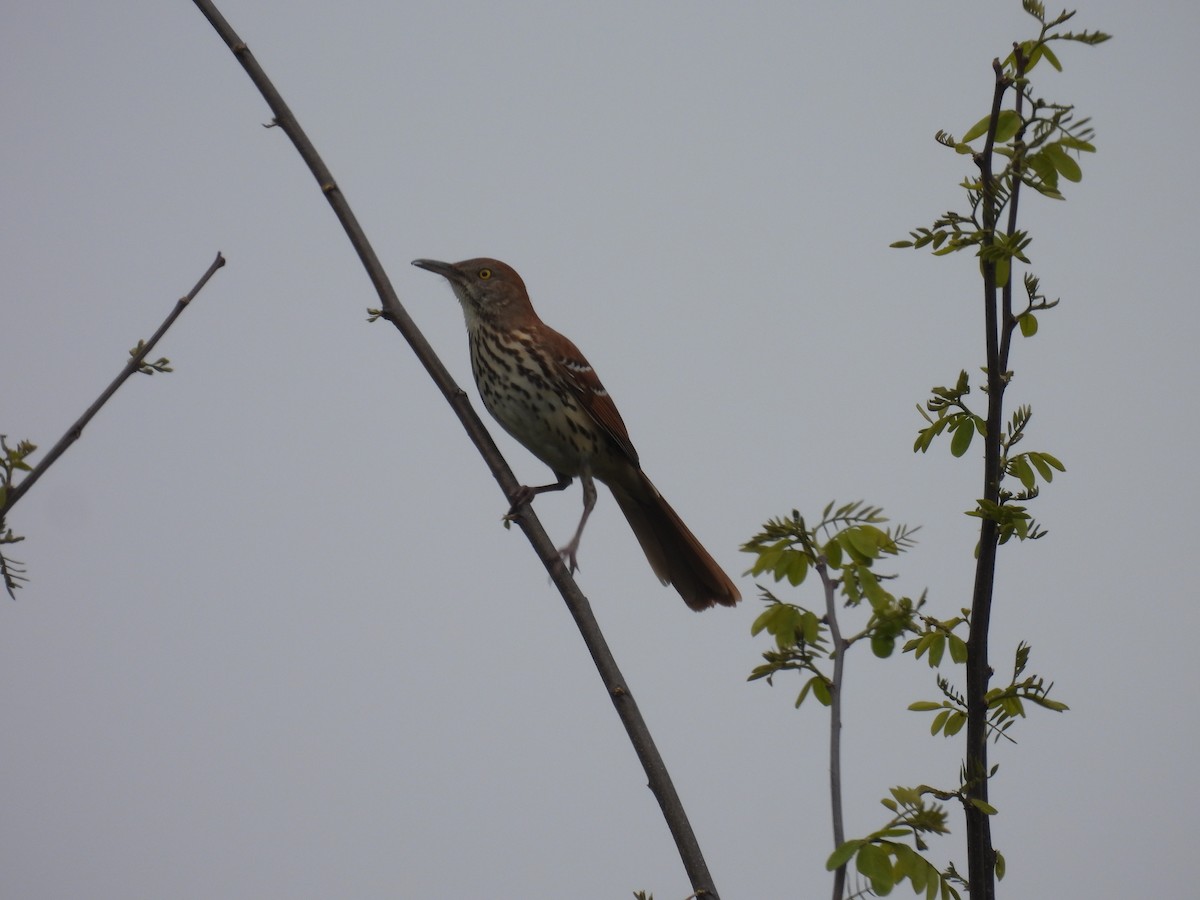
left=557, top=471, right=597, bottom=574
left=506, top=471, right=573, bottom=516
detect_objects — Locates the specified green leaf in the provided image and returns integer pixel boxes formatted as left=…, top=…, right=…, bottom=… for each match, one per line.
left=1028, top=450, right=1067, bottom=484
left=749, top=606, right=776, bottom=637
left=794, top=677, right=814, bottom=707
left=1059, top=134, right=1096, bottom=153
left=856, top=843, right=895, bottom=893
left=811, top=676, right=832, bottom=707
left=871, top=633, right=896, bottom=658
left=1040, top=44, right=1062, bottom=72
left=842, top=567, right=862, bottom=604
left=993, top=254, right=1011, bottom=289
left=858, top=567, right=889, bottom=608
left=948, top=634, right=968, bottom=664
left=908, top=701, right=943, bottom=712
left=950, top=418, right=974, bottom=457
left=995, top=851, right=1007, bottom=880
left=823, top=538, right=843, bottom=569
left=960, top=114, right=992, bottom=143
left=1005, top=38, right=1038, bottom=72
left=1009, top=456, right=1036, bottom=491
left=1028, top=696, right=1070, bottom=712
left=927, top=632, right=946, bottom=667
left=1026, top=150, right=1060, bottom=190
left=826, top=839, right=865, bottom=871
left=910, top=632, right=932, bottom=660
left=746, top=664, right=774, bottom=682
left=914, top=418, right=948, bottom=454
left=841, top=528, right=876, bottom=564
left=1037, top=451, right=1066, bottom=472
left=747, top=543, right=780, bottom=577
left=785, top=551, right=809, bottom=586
left=969, top=798, right=998, bottom=815
left=801, top=610, right=823, bottom=644
left=943, top=711, right=967, bottom=737
left=1045, top=143, right=1083, bottom=182
left=771, top=548, right=795, bottom=582
left=1018, top=312, right=1038, bottom=337
left=1022, top=42, right=1044, bottom=73
left=931, top=710, right=950, bottom=736
left=993, top=109, right=1022, bottom=143
left=751, top=604, right=806, bottom=648
left=901, top=847, right=926, bottom=891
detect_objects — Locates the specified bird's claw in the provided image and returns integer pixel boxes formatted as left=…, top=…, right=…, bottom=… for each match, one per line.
left=507, top=484, right=537, bottom=516
left=558, top=541, right=581, bottom=575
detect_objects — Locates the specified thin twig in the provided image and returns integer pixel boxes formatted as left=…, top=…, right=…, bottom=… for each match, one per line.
left=1, top=253, right=225, bottom=519
left=998, top=44, right=1030, bottom=377
left=819, top=562, right=847, bottom=900
left=188, top=3, right=721, bottom=895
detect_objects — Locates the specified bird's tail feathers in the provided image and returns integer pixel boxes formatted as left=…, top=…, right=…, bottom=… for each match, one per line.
left=609, top=473, right=741, bottom=611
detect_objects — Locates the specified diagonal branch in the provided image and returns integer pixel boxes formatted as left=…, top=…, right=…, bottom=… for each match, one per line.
left=188, top=2, right=721, bottom=896
left=1, top=252, right=225, bottom=520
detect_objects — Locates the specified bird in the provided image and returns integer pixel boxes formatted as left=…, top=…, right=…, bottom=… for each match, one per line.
left=412, top=257, right=740, bottom=611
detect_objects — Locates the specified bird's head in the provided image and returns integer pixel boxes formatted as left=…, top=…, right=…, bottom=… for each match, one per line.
left=412, top=257, right=533, bottom=328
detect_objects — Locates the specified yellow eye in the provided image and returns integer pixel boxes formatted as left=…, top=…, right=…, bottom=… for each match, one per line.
left=478, top=268, right=492, bottom=280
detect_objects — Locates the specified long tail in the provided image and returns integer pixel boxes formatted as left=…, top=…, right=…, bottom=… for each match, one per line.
left=609, top=472, right=741, bottom=611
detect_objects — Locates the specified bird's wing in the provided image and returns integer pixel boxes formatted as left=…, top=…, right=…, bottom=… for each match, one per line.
left=548, top=328, right=641, bottom=466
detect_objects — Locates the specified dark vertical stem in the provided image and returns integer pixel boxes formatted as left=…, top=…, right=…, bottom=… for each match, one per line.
left=963, top=57, right=1013, bottom=900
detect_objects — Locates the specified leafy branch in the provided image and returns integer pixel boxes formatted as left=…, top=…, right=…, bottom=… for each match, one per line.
left=743, top=501, right=922, bottom=900
left=891, top=5, right=1105, bottom=897
left=909, top=639, right=1068, bottom=745
left=826, top=786, right=959, bottom=900
left=749, top=6, right=1104, bottom=899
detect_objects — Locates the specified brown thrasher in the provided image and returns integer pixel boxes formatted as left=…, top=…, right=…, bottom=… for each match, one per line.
left=413, top=257, right=740, bottom=611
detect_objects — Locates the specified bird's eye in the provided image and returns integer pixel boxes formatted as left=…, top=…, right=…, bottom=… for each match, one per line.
left=478, top=268, right=492, bottom=280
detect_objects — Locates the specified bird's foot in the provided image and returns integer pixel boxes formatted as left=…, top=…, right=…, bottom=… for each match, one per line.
left=506, top=484, right=538, bottom=517
left=557, top=538, right=582, bottom=575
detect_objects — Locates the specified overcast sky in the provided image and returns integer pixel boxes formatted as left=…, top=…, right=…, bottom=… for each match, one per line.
left=3, top=2, right=1197, bottom=898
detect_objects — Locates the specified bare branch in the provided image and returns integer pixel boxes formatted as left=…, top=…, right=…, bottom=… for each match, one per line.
left=189, top=2, right=721, bottom=895
left=1, top=252, right=225, bottom=520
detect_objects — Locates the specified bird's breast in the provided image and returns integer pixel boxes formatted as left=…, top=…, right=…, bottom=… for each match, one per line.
left=468, top=326, right=606, bottom=476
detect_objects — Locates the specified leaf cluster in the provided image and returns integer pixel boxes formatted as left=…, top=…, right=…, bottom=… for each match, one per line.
left=908, top=639, right=1067, bottom=744
left=742, top=502, right=922, bottom=706
left=915, top=372, right=1064, bottom=542
left=748, top=7, right=1101, bottom=897
left=0, top=436, right=37, bottom=597
left=826, top=787, right=961, bottom=899
left=892, top=6, right=1108, bottom=274
left=129, top=340, right=173, bottom=374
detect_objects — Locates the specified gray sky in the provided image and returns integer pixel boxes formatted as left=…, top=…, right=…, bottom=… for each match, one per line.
left=3, top=2, right=1196, bottom=897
